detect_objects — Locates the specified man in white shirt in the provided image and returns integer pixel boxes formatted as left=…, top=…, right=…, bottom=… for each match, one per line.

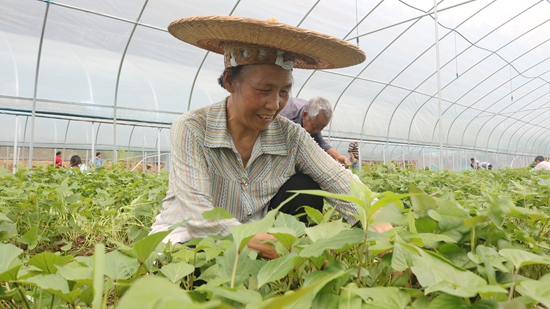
left=532, top=155, right=550, bottom=171
left=470, top=158, right=492, bottom=170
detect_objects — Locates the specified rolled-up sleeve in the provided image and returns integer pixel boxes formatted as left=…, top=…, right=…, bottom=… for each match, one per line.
left=160, top=116, right=241, bottom=238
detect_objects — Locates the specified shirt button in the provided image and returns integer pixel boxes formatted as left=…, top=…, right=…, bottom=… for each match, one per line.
left=247, top=213, right=252, bottom=219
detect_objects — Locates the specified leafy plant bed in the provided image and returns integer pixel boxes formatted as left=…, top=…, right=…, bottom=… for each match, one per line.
left=2, top=165, right=550, bottom=308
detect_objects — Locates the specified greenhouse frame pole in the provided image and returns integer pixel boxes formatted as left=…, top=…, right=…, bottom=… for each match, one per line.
left=434, top=0, right=443, bottom=170
left=91, top=122, right=95, bottom=165
left=157, top=128, right=161, bottom=173
left=113, top=0, right=150, bottom=164
left=28, top=2, right=50, bottom=169
left=13, top=116, right=19, bottom=173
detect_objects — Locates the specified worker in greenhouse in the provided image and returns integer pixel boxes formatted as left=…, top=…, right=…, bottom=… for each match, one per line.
left=54, top=151, right=63, bottom=168
left=348, top=141, right=359, bottom=170
left=532, top=155, right=550, bottom=171
left=150, top=16, right=391, bottom=259
left=279, top=97, right=351, bottom=166
left=470, top=158, right=492, bottom=170
left=89, top=152, right=102, bottom=167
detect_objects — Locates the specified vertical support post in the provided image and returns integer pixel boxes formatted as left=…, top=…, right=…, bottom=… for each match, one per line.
left=13, top=116, right=19, bottom=174
left=91, top=122, right=95, bottom=165
left=28, top=2, right=50, bottom=169
left=434, top=0, right=443, bottom=171
left=157, top=128, right=161, bottom=173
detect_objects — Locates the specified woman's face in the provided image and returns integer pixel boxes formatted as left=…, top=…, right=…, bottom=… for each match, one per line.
left=226, top=64, right=293, bottom=133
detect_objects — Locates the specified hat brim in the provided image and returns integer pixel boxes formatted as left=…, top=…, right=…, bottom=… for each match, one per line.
left=168, top=15, right=366, bottom=69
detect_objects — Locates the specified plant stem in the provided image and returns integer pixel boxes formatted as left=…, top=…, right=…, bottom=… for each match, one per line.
left=15, top=284, right=30, bottom=309
left=508, top=267, right=520, bottom=302
left=230, top=251, right=240, bottom=288
left=356, top=229, right=368, bottom=285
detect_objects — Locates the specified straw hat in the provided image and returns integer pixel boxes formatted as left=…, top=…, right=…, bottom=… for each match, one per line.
left=168, top=15, right=366, bottom=70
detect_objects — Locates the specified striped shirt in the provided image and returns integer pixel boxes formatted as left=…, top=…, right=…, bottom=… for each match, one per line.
left=155, top=100, right=359, bottom=242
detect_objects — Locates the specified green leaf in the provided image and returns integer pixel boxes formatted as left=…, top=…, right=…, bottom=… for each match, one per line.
left=103, top=250, right=139, bottom=280
left=305, top=220, right=344, bottom=243
left=273, top=213, right=306, bottom=237
left=21, top=274, right=69, bottom=294
left=132, top=230, right=172, bottom=264
left=299, top=229, right=364, bottom=257
left=407, top=233, right=457, bottom=244
left=391, top=241, right=418, bottom=272
left=346, top=286, right=411, bottom=309
left=268, top=227, right=297, bottom=250
left=370, top=192, right=410, bottom=216
left=202, top=207, right=234, bottom=221
left=303, top=206, right=324, bottom=224
left=28, top=252, right=73, bottom=274
left=428, top=295, right=498, bottom=309
left=159, top=262, right=195, bottom=284
left=516, top=274, right=550, bottom=308
left=56, top=262, right=93, bottom=282
left=203, top=286, right=262, bottom=304
left=260, top=271, right=345, bottom=309
left=409, top=184, right=437, bottom=217
left=498, top=300, right=526, bottom=309
left=412, top=296, right=431, bottom=309
left=0, top=213, right=11, bottom=222
left=17, top=225, right=40, bottom=249
left=427, top=294, right=465, bottom=309
left=288, top=189, right=364, bottom=206
left=338, top=284, right=362, bottom=309
left=499, top=248, right=550, bottom=269
left=0, top=243, right=23, bottom=274
left=232, top=208, right=277, bottom=251
left=117, top=276, right=194, bottom=309
left=257, top=253, right=296, bottom=287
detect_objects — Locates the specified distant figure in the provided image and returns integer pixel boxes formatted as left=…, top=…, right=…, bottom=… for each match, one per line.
left=532, top=155, right=550, bottom=171
left=70, top=155, right=87, bottom=173
left=89, top=152, right=103, bottom=167
left=470, top=158, right=492, bottom=170
left=348, top=141, right=359, bottom=170
left=279, top=97, right=351, bottom=166
left=54, top=151, right=63, bottom=168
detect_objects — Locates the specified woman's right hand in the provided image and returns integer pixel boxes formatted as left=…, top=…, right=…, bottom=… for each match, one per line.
left=247, top=233, right=278, bottom=259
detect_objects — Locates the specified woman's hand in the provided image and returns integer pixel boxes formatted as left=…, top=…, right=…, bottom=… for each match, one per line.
left=247, top=233, right=278, bottom=259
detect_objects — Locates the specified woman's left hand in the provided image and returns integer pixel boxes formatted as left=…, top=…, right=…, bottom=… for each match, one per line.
left=247, top=233, right=278, bottom=259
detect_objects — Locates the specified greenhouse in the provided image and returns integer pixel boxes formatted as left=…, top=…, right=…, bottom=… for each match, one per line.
left=2, top=0, right=549, bottom=172
left=3, top=1, right=550, bottom=309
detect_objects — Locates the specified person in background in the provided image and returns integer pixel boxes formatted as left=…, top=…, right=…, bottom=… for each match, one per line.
left=532, top=155, right=550, bottom=171
left=54, top=151, right=63, bottom=168
left=89, top=152, right=103, bottom=167
left=470, top=158, right=492, bottom=170
left=348, top=141, right=359, bottom=170
left=70, top=155, right=87, bottom=172
left=279, top=97, right=351, bottom=167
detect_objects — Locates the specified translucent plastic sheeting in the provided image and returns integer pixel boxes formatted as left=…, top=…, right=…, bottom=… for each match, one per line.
left=1, top=0, right=550, bottom=168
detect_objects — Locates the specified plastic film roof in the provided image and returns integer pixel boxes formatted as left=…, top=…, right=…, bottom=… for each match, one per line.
left=1, top=0, right=550, bottom=163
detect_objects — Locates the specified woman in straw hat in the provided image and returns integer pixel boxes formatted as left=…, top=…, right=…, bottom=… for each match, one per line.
left=151, top=16, right=370, bottom=259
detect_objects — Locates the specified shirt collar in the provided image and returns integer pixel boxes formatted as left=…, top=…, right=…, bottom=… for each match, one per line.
left=204, top=100, right=288, bottom=156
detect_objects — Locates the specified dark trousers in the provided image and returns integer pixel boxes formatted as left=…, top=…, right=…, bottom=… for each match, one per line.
left=268, top=173, right=324, bottom=223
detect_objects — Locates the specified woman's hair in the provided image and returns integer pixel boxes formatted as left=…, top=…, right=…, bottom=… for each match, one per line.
left=217, top=65, right=255, bottom=90
left=70, top=155, right=82, bottom=167
left=56, top=151, right=62, bottom=156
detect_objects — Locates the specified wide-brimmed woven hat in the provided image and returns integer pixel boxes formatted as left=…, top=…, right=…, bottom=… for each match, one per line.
left=168, top=15, right=366, bottom=70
